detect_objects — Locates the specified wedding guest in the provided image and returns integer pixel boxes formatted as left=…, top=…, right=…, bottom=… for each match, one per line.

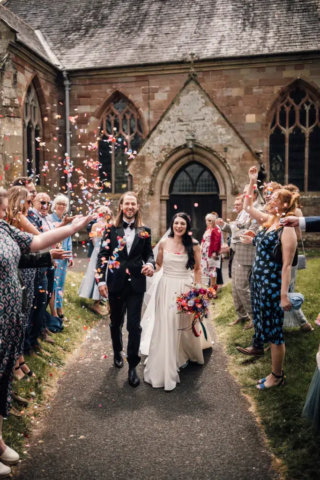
left=281, top=215, right=320, bottom=232
left=262, top=181, right=282, bottom=204
left=86, top=205, right=100, bottom=258
left=237, top=166, right=299, bottom=390
left=49, top=194, right=73, bottom=320
left=12, top=176, right=37, bottom=202
left=26, top=193, right=54, bottom=353
left=282, top=184, right=313, bottom=333
left=216, top=197, right=256, bottom=329
left=200, top=213, right=221, bottom=288
left=79, top=206, right=113, bottom=314
left=6, top=186, right=40, bottom=379
left=0, top=187, right=93, bottom=475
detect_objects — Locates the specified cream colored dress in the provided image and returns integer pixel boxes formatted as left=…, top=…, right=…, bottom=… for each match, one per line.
left=143, top=251, right=212, bottom=391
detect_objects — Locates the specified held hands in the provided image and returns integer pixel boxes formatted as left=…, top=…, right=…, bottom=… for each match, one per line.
left=280, top=216, right=299, bottom=228
left=141, top=264, right=154, bottom=277
left=281, top=294, right=293, bottom=312
left=248, top=166, right=258, bottom=183
left=98, top=285, right=108, bottom=298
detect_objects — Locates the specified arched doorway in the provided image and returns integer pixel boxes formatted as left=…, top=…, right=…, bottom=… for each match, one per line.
left=167, top=161, right=221, bottom=241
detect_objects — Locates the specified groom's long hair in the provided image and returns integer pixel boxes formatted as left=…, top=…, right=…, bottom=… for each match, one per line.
left=114, top=191, right=144, bottom=228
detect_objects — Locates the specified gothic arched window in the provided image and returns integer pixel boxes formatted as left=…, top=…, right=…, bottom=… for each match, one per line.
left=269, top=85, right=320, bottom=191
left=170, top=162, right=219, bottom=194
left=99, top=94, right=145, bottom=193
left=23, top=84, right=42, bottom=180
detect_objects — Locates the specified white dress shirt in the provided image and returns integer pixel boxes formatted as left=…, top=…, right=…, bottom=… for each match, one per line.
left=123, top=220, right=136, bottom=254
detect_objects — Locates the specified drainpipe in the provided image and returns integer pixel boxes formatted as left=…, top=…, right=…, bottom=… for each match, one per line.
left=63, top=70, right=72, bottom=211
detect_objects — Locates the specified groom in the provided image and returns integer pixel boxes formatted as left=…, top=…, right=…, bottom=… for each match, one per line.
left=97, top=192, right=155, bottom=387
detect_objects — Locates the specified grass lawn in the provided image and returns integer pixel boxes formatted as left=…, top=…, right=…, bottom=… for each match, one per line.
left=5, top=272, right=99, bottom=457
left=212, top=258, right=320, bottom=480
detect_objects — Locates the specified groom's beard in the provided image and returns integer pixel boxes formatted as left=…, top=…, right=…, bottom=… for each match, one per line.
left=123, top=212, right=136, bottom=221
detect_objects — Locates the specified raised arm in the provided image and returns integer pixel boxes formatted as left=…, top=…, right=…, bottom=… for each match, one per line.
left=244, top=166, right=269, bottom=225
left=30, top=215, right=93, bottom=253
left=14, top=214, right=40, bottom=235
left=280, top=226, right=297, bottom=311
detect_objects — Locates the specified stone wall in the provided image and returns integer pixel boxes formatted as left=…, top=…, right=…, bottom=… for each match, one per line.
left=67, top=53, right=320, bottom=234
left=0, top=28, right=319, bottom=237
left=0, top=20, right=63, bottom=192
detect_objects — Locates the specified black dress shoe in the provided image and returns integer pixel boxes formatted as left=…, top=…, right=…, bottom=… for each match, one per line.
left=128, top=368, right=140, bottom=388
left=114, top=353, right=124, bottom=369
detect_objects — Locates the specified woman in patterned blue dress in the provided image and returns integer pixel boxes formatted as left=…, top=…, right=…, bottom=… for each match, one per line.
left=237, top=167, right=299, bottom=390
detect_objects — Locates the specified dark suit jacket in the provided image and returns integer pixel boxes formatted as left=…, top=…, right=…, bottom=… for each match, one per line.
left=305, top=217, right=320, bottom=233
left=97, top=225, right=155, bottom=294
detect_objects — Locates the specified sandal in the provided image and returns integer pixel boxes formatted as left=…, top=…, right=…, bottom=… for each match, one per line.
left=256, top=371, right=285, bottom=390
left=10, top=406, right=22, bottom=418
left=13, top=366, right=25, bottom=381
left=12, top=392, right=29, bottom=406
left=19, top=362, right=36, bottom=378
left=257, top=370, right=284, bottom=385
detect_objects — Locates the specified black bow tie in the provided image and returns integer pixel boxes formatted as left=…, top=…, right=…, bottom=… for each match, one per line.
left=123, top=221, right=135, bottom=230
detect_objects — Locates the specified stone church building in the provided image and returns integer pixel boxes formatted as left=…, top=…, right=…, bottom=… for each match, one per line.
left=0, top=0, right=320, bottom=240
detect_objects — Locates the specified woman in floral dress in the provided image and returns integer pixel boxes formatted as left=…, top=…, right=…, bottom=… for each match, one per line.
left=201, top=213, right=222, bottom=288
left=0, top=187, right=93, bottom=474
left=239, top=167, right=299, bottom=390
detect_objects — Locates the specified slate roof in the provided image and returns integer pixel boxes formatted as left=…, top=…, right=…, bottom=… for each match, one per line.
left=5, top=0, right=320, bottom=71
left=0, top=5, right=53, bottom=64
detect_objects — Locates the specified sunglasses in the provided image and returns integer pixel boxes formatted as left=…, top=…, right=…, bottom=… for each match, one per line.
left=40, top=201, right=52, bottom=206
left=29, top=190, right=37, bottom=195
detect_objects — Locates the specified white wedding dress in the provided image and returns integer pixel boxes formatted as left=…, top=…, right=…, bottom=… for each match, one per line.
left=143, top=251, right=212, bottom=391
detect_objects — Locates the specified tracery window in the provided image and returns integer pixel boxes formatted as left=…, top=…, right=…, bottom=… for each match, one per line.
left=269, top=85, right=320, bottom=191
left=170, top=162, right=219, bottom=194
left=99, top=94, right=144, bottom=193
left=23, top=84, right=42, bottom=180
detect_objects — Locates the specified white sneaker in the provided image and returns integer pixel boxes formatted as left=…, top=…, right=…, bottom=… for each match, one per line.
left=0, top=462, right=11, bottom=478
left=0, top=445, right=19, bottom=465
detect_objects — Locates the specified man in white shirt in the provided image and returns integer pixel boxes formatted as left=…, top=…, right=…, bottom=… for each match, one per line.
left=97, top=192, right=155, bottom=388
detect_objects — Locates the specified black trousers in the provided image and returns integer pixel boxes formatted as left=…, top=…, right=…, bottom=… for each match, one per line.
left=108, top=279, right=144, bottom=368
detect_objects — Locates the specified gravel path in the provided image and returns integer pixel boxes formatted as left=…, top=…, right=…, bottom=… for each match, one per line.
left=15, top=312, right=277, bottom=480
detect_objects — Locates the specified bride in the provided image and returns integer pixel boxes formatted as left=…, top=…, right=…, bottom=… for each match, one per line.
left=142, top=212, right=213, bottom=391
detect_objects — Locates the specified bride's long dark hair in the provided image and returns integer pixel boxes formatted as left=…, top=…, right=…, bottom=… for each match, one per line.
left=168, top=212, right=196, bottom=270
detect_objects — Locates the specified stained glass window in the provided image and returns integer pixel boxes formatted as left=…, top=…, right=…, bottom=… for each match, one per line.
left=170, top=162, right=219, bottom=194
left=99, top=94, right=144, bottom=193
left=23, top=84, right=42, bottom=181
left=269, top=85, right=320, bottom=191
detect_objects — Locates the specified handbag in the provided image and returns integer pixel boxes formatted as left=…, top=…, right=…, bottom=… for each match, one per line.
left=297, top=236, right=307, bottom=270
left=272, top=227, right=298, bottom=267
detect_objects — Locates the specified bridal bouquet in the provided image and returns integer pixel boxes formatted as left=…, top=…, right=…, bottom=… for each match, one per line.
left=176, top=286, right=216, bottom=337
